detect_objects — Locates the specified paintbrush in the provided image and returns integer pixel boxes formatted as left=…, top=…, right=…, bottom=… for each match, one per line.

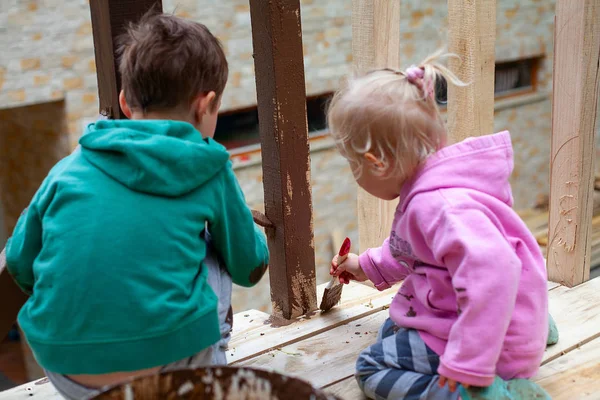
left=319, top=237, right=352, bottom=312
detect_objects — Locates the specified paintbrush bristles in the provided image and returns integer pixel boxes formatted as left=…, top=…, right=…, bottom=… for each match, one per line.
left=319, top=236, right=351, bottom=312
left=319, top=280, right=344, bottom=311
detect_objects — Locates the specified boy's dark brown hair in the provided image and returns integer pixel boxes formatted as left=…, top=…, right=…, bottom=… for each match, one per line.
left=117, top=10, right=228, bottom=114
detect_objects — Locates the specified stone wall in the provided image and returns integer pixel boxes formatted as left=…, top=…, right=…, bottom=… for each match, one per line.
left=0, top=0, right=352, bottom=142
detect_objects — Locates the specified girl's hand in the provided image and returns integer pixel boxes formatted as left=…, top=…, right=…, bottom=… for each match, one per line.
left=438, top=376, right=469, bottom=393
left=330, top=253, right=368, bottom=283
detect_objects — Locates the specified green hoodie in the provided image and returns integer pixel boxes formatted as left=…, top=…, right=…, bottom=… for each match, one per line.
left=6, top=120, right=269, bottom=374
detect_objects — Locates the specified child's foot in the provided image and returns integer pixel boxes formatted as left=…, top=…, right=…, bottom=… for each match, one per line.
left=459, top=377, right=550, bottom=400
left=547, top=313, right=559, bottom=346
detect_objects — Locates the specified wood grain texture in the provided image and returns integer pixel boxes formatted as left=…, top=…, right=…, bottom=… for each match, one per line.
left=546, top=0, right=600, bottom=286
left=542, top=277, right=600, bottom=364
left=239, top=310, right=388, bottom=388
left=229, top=281, right=399, bottom=364
left=249, top=0, right=316, bottom=319
left=352, top=0, right=400, bottom=253
left=535, top=337, right=600, bottom=400
left=447, top=0, right=496, bottom=143
left=90, top=0, right=163, bottom=119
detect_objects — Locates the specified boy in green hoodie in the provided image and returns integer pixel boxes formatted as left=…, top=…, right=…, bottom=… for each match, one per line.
left=5, top=11, right=269, bottom=398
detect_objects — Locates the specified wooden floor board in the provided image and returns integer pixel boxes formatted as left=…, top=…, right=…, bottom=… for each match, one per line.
left=239, top=310, right=388, bottom=388
left=535, top=337, right=600, bottom=399
left=228, top=281, right=399, bottom=364
left=543, top=277, right=600, bottom=364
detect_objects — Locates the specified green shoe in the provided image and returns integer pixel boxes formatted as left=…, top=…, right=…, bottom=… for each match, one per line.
left=459, top=377, right=551, bottom=400
left=547, top=313, right=559, bottom=346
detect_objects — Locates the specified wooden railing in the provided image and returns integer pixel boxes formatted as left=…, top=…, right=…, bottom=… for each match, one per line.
left=1, top=0, right=599, bottom=345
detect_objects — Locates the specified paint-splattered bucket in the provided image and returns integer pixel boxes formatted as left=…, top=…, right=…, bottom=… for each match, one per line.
left=89, top=366, right=342, bottom=399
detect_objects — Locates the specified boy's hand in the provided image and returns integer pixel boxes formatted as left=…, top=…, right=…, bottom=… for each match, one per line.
left=330, top=253, right=368, bottom=283
left=439, top=376, right=470, bottom=393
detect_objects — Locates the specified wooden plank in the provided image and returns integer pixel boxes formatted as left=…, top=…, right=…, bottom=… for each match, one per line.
left=326, top=377, right=364, bottom=400
left=535, top=337, right=600, bottom=399
left=546, top=0, right=600, bottom=287
left=247, top=278, right=600, bottom=392
left=447, top=0, right=496, bottom=143
left=352, top=0, right=400, bottom=253
left=248, top=0, right=316, bottom=320
left=228, top=281, right=399, bottom=364
left=90, top=0, right=163, bottom=119
left=239, top=310, right=388, bottom=388
left=0, top=378, right=61, bottom=400
left=542, top=277, right=600, bottom=364
left=230, top=309, right=271, bottom=340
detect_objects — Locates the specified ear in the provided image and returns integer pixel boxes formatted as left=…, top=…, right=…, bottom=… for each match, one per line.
left=119, top=90, right=132, bottom=119
left=364, top=152, right=384, bottom=169
left=193, top=91, right=217, bottom=121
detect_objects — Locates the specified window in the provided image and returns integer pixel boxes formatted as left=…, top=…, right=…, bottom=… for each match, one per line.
left=214, top=92, right=333, bottom=150
left=434, top=56, right=541, bottom=106
left=494, top=58, right=538, bottom=97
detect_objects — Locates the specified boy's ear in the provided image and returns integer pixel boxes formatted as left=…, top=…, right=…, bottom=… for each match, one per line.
left=364, top=152, right=384, bottom=169
left=194, top=91, right=217, bottom=116
left=119, top=91, right=132, bottom=119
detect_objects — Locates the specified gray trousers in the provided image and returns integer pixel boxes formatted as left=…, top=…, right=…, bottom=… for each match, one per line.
left=45, top=230, right=233, bottom=399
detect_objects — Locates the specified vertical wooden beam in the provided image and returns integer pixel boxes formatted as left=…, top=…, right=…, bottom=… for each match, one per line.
left=547, top=0, right=600, bottom=286
left=352, top=0, right=401, bottom=252
left=249, top=0, right=317, bottom=319
left=447, top=0, right=496, bottom=143
left=90, top=0, right=163, bottom=119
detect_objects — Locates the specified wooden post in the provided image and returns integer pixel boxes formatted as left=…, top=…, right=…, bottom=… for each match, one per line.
left=547, top=0, right=600, bottom=286
left=352, top=0, right=401, bottom=252
left=447, top=0, right=496, bottom=143
left=0, top=0, right=163, bottom=341
left=90, top=0, right=163, bottom=119
left=249, top=0, right=317, bottom=319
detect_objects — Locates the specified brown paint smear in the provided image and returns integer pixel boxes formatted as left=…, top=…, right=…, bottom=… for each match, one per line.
left=249, top=263, right=268, bottom=285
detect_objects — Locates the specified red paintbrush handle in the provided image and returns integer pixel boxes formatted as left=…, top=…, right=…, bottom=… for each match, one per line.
left=338, top=237, right=351, bottom=263
left=337, top=238, right=351, bottom=281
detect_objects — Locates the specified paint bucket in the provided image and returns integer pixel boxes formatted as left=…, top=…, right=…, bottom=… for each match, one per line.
left=88, top=366, right=342, bottom=399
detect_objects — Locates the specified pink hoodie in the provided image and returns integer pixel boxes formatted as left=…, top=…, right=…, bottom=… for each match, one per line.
left=359, top=131, right=548, bottom=387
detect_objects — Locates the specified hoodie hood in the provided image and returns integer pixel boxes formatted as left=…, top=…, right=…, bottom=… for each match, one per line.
left=79, top=120, right=230, bottom=197
left=400, top=131, right=514, bottom=211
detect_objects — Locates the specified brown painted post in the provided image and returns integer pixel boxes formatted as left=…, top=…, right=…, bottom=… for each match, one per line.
left=90, top=0, right=163, bottom=119
left=249, top=0, right=317, bottom=319
left=0, top=0, right=163, bottom=341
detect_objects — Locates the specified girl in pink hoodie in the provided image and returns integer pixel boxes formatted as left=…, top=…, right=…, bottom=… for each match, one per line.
left=327, top=52, right=554, bottom=400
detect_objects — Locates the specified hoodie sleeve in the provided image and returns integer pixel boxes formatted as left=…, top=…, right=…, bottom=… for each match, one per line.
left=427, top=207, right=521, bottom=387
left=209, top=162, right=270, bottom=288
left=359, top=237, right=410, bottom=291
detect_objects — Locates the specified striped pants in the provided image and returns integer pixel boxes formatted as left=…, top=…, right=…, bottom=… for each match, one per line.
left=356, top=318, right=459, bottom=400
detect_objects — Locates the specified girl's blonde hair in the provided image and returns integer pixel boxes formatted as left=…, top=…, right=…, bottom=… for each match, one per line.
left=327, top=50, right=466, bottom=180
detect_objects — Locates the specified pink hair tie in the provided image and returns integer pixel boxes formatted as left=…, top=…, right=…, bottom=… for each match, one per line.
left=405, top=66, right=424, bottom=84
